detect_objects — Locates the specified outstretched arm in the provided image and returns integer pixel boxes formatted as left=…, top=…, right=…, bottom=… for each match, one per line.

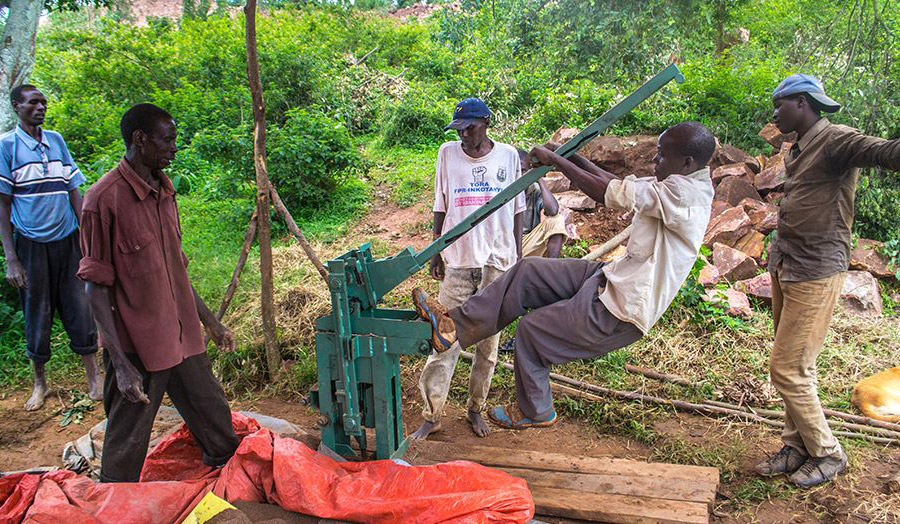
left=542, top=142, right=620, bottom=179
left=530, top=146, right=618, bottom=204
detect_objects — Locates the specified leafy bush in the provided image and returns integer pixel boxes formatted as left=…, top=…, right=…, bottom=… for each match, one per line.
left=380, top=83, right=453, bottom=147
left=267, top=108, right=363, bottom=212
left=673, top=55, right=789, bottom=153
left=519, top=80, right=617, bottom=141
left=854, top=172, right=900, bottom=244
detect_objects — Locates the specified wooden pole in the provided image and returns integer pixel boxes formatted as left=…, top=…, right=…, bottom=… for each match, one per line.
left=460, top=352, right=899, bottom=445
left=582, top=225, right=631, bottom=261
left=216, top=210, right=258, bottom=321
left=625, top=365, right=694, bottom=388
left=268, top=182, right=329, bottom=283
left=702, top=399, right=900, bottom=440
left=623, top=363, right=900, bottom=434
left=245, top=0, right=281, bottom=378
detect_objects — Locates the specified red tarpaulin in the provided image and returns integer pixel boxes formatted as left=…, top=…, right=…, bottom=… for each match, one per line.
left=0, top=413, right=534, bottom=524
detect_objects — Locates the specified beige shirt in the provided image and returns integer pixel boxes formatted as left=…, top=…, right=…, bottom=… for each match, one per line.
left=599, top=168, right=713, bottom=334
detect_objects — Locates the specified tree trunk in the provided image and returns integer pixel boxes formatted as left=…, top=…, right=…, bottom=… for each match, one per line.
left=244, top=0, right=281, bottom=379
left=0, top=0, right=43, bottom=132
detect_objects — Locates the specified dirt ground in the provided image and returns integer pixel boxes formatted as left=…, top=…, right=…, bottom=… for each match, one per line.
left=4, top=363, right=900, bottom=523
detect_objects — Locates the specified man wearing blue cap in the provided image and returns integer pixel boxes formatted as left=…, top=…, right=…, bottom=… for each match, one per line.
left=411, top=98, right=525, bottom=440
left=755, top=74, right=900, bottom=488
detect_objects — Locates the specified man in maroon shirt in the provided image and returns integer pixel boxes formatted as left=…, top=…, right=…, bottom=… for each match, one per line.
left=77, top=104, right=239, bottom=482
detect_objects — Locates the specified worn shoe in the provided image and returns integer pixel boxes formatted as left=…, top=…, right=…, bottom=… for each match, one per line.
left=488, top=404, right=558, bottom=430
left=754, top=445, right=809, bottom=477
left=499, top=338, right=516, bottom=353
left=788, top=450, right=848, bottom=488
left=411, top=288, right=457, bottom=352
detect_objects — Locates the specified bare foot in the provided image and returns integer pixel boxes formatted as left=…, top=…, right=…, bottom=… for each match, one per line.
left=409, top=420, right=441, bottom=440
left=82, top=353, right=103, bottom=401
left=24, top=382, right=49, bottom=411
left=25, top=363, right=49, bottom=411
left=467, top=409, right=491, bottom=437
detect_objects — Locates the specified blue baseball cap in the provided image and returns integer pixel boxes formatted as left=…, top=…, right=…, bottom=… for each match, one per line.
left=444, top=98, right=491, bottom=131
left=772, top=74, right=841, bottom=113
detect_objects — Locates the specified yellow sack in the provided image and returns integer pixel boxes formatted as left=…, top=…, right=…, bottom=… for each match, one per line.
left=852, top=367, right=900, bottom=422
left=181, top=491, right=236, bottom=524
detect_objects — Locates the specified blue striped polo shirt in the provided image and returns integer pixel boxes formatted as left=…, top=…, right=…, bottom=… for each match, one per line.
left=0, top=126, right=85, bottom=242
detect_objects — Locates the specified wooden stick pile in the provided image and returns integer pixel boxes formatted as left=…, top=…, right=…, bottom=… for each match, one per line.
left=460, top=351, right=900, bottom=445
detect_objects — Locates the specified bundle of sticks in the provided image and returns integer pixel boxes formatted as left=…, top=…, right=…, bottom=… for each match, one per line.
left=460, top=352, right=900, bottom=445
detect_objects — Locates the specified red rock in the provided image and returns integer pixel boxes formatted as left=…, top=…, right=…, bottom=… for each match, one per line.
left=758, top=123, right=797, bottom=149
left=703, top=288, right=753, bottom=317
left=699, top=263, right=720, bottom=287
left=738, top=198, right=779, bottom=235
left=704, top=207, right=753, bottom=247
left=585, top=135, right=658, bottom=179
left=841, top=271, right=883, bottom=317
left=710, top=200, right=730, bottom=220
left=556, top=190, right=596, bottom=210
left=850, top=239, right=895, bottom=279
left=765, top=192, right=784, bottom=205
left=731, top=231, right=765, bottom=260
left=734, top=272, right=773, bottom=306
left=711, top=145, right=761, bottom=174
left=551, top=127, right=579, bottom=145
left=712, top=163, right=752, bottom=186
left=713, top=242, right=760, bottom=281
left=544, top=171, right=571, bottom=193
left=715, top=176, right=762, bottom=206
left=754, top=152, right=786, bottom=193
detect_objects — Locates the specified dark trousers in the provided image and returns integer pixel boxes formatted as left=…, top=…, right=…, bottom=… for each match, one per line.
left=15, top=231, right=97, bottom=364
left=450, top=257, right=643, bottom=419
left=100, top=350, right=239, bottom=482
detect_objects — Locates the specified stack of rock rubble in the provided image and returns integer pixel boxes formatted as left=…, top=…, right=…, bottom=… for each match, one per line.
left=548, top=125, right=895, bottom=318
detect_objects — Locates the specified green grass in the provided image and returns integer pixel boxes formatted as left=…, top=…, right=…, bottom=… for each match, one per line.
left=361, top=140, right=436, bottom=208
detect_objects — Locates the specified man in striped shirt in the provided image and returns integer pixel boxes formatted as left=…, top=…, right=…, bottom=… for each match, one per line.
left=0, top=84, right=100, bottom=411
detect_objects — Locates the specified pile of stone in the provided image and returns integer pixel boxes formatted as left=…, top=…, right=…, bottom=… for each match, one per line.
left=547, top=125, right=896, bottom=318
left=701, top=124, right=891, bottom=318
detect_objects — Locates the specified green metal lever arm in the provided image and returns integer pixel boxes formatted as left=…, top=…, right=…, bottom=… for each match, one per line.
left=366, top=64, right=684, bottom=301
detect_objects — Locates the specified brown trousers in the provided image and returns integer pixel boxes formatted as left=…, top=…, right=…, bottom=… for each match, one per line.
left=770, top=271, right=845, bottom=459
left=100, top=350, right=239, bottom=482
left=450, top=257, right=642, bottom=419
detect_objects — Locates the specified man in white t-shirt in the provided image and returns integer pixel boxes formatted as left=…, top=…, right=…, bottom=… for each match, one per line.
left=410, top=98, right=525, bottom=440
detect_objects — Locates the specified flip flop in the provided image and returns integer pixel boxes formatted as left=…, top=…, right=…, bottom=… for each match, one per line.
left=412, top=288, right=455, bottom=352
left=488, top=404, right=558, bottom=430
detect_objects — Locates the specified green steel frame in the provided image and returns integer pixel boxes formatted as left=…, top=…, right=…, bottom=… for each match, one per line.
left=310, top=65, right=685, bottom=460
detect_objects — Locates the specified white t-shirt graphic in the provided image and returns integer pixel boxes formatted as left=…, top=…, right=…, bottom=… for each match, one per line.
left=433, top=141, right=526, bottom=271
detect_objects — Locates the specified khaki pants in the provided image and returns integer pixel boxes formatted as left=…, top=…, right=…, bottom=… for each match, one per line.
left=419, top=265, right=504, bottom=422
left=522, top=212, right=568, bottom=258
left=770, top=270, right=845, bottom=459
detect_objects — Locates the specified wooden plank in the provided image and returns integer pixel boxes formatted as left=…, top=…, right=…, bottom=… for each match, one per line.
left=408, top=441, right=719, bottom=485
left=500, top=467, right=716, bottom=505
left=530, top=486, right=709, bottom=524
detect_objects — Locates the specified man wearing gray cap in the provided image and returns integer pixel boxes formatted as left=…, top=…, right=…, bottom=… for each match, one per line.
left=755, top=74, right=900, bottom=488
